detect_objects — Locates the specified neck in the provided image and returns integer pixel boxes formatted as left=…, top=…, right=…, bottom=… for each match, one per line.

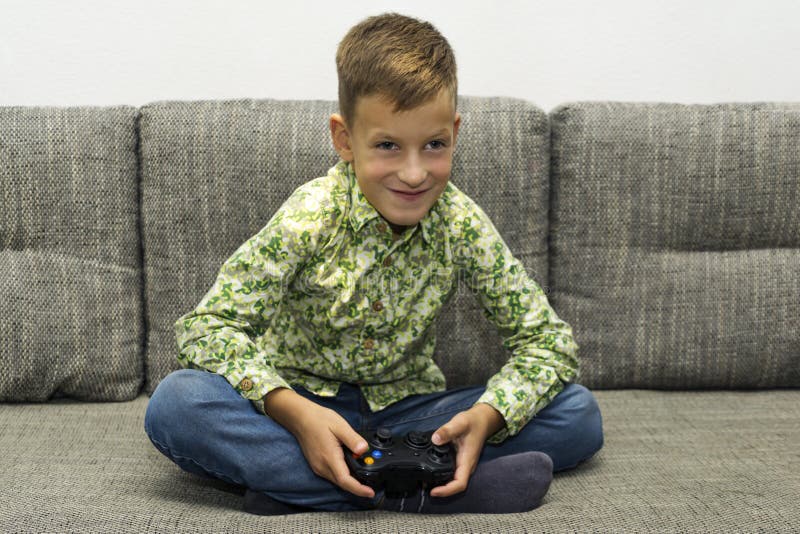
left=387, top=221, right=410, bottom=235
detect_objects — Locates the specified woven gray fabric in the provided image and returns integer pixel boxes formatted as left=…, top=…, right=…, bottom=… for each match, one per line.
left=0, top=106, right=143, bottom=401
left=549, top=102, right=800, bottom=389
left=139, top=96, right=550, bottom=394
left=1, top=390, right=797, bottom=532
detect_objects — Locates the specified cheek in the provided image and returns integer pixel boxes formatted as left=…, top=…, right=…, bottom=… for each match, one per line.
left=430, top=157, right=453, bottom=179
left=360, top=161, right=396, bottom=188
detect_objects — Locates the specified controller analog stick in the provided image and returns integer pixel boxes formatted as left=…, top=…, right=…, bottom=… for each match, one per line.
left=405, top=430, right=430, bottom=448
left=373, top=427, right=393, bottom=448
left=430, top=444, right=450, bottom=463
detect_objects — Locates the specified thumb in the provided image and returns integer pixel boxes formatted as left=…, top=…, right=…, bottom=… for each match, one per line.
left=344, top=431, right=369, bottom=456
left=431, top=416, right=463, bottom=445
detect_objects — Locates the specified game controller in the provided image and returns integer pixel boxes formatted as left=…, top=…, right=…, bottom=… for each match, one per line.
left=344, top=427, right=456, bottom=497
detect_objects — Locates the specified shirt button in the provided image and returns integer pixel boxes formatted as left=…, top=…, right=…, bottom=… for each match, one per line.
left=376, top=222, right=387, bottom=233
left=372, top=300, right=384, bottom=312
left=382, top=256, right=393, bottom=267
left=363, top=338, right=375, bottom=350
left=240, top=378, right=253, bottom=391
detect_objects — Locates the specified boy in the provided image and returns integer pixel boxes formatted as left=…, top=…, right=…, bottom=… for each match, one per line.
left=144, top=12, right=603, bottom=515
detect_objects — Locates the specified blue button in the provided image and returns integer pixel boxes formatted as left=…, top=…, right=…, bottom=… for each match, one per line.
left=371, top=450, right=383, bottom=459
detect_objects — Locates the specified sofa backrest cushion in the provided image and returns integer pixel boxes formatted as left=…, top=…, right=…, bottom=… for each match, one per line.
left=549, top=102, right=800, bottom=388
left=0, top=106, right=143, bottom=401
left=139, top=96, right=550, bottom=393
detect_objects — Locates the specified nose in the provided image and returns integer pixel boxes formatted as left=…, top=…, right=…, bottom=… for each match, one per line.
left=398, top=155, right=428, bottom=189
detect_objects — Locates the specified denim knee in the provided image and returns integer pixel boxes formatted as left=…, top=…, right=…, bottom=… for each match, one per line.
left=565, top=383, right=604, bottom=461
left=144, top=369, right=214, bottom=443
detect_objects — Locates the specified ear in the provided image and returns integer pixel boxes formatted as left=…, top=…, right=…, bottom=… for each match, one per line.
left=452, top=112, right=461, bottom=148
left=330, top=113, right=354, bottom=162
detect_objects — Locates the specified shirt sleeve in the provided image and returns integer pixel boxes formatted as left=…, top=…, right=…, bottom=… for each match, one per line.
left=455, top=200, right=580, bottom=445
left=174, top=184, right=328, bottom=416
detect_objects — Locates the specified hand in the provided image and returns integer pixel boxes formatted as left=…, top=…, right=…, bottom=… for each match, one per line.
left=428, top=404, right=505, bottom=498
left=290, top=402, right=375, bottom=499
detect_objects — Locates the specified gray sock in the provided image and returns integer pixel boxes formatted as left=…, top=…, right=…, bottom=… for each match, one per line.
left=379, top=451, right=554, bottom=514
left=243, top=489, right=312, bottom=515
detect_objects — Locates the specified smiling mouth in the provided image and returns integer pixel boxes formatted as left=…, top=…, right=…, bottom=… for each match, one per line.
left=390, top=189, right=428, bottom=197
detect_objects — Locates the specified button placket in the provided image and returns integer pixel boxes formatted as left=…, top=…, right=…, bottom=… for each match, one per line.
left=383, top=228, right=410, bottom=267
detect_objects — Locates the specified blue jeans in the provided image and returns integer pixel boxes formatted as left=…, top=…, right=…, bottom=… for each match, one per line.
left=144, top=369, right=603, bottom=512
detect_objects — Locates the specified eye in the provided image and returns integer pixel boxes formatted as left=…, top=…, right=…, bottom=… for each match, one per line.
left=376, top=141, right=397, bottom=150
left=427, top=140, right=447, bottom=150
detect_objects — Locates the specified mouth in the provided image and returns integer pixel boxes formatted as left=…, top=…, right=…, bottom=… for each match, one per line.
left=390, top=188, right=429, bottom=201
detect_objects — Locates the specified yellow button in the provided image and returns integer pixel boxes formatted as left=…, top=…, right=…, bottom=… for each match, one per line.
left=240, top=378, right=253, bottom=391
left=364, top=457, right=374, bottom=465
left=376, top=222, right=387, bottom=233
left=363, top=338, right=375, bottom=350
left=372, top=300, right=384, bottom=312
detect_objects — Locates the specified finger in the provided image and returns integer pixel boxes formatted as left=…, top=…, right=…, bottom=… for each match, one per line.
left=430, top=454, right=472, bottom=497
left=331, top=419, right=369, bottom=455
left=432, top=440, right=480, bottom=497
left=433, top=413, right=467, bottom=445
left=331, top=456, right=375, bottom=498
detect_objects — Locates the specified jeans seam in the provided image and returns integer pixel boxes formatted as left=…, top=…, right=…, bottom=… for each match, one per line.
left=358, top=386, right=370, bottom=431
left=382, top=402, right=476, bottom=428
left=376, top=385, right=483, bottom=428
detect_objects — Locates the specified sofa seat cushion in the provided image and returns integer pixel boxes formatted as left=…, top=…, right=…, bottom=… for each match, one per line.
left=0, top=106, right=143, bottom=401
left=1, top=390, right=797, bottom=531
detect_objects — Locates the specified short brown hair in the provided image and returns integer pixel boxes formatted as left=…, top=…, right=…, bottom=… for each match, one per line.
left=335, top=12, right=458, bottom=130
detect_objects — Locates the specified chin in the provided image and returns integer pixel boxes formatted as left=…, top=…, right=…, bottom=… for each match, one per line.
left=387, top=218, right=417, bottom=228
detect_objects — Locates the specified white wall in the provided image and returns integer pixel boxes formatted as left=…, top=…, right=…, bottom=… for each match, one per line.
left=1, top=0, right=798, bottom=112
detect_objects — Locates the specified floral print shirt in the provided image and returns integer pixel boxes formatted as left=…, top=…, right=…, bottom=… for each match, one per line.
left=174, top=159, right=579, bottom=444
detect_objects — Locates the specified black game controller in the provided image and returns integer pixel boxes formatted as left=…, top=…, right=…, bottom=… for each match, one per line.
left=344, top=427, right=456, bottom=497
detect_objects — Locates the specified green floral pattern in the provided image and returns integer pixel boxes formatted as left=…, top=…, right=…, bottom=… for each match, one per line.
left=175, top=159, right=579, bottom=444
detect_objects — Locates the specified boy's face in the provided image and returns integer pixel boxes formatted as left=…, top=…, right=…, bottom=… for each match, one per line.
left=330, top=89, right=461, bottom=231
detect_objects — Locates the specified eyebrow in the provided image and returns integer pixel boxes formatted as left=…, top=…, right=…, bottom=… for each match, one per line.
left=371, top=128, right=450, bottom=140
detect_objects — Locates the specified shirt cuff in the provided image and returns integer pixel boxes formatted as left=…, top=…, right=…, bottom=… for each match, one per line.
left=474, top=379, right=568, bottom=445
left=473, top=394, right=514, bottom=444
left=223, top=363, right=293, bottom=416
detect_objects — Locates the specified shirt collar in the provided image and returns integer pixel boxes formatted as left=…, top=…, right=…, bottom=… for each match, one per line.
left=337, top=159, right=435, bottom=245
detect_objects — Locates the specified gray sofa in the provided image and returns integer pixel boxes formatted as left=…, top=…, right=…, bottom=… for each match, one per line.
left=1, top=96, right=798, bottom=532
